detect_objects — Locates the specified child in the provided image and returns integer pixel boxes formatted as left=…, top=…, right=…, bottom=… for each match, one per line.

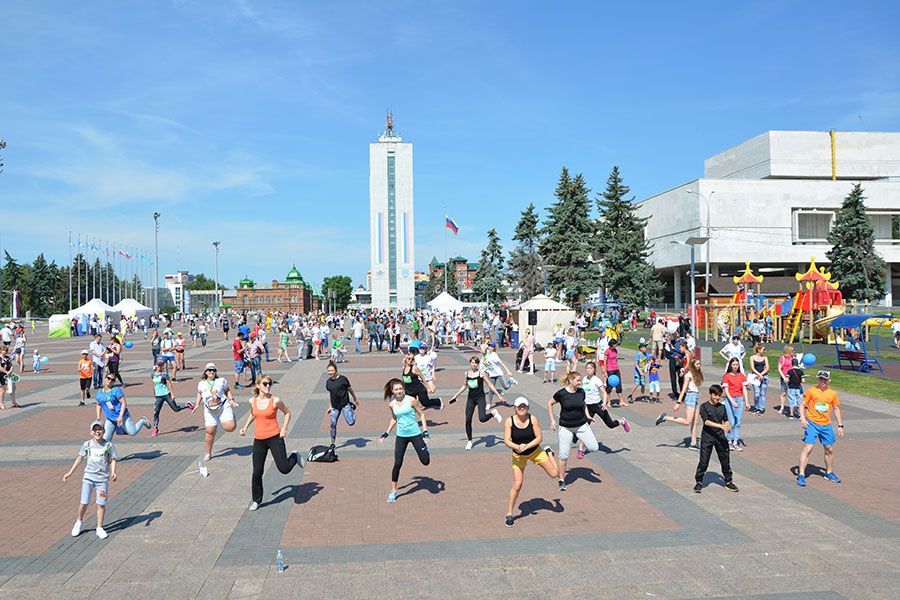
left=627, top=342, right=651, bottom=403
left=32, top=349, right=42, bottom=374
left=63, top=420, right=118, bottom=540
left=694, top=384, right=739, bottom=494
left=543, top=342, right=557, bottom=384
left=647, top=355, right=661, bottom=403
left=78, top=349, right=93, bottom=405
left=786, top=358, right=805, bottom=420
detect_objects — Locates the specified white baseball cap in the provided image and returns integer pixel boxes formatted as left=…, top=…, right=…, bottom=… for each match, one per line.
left=513, top=396, right=529, bottom=407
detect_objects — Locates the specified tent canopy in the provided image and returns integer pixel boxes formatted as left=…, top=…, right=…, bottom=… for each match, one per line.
left=427, top=292, right=464, bottom=313
left=113, top=298, right=153, bottom=318
left=516, top=294, right=572, bottom=311
left=510, top=294, right=576, bottom=345
left=829, top=314, right=892, bottom=330
left=68, top=298, right=120, bottom=319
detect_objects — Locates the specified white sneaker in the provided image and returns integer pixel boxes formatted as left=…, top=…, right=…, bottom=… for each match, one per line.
left=248, top=501, right=259, bottom=511
left=71, top=520, right=82, bottom=537
left=509, top=377, right=519, bottom=385
left=492, top=409, right=502, bottom=423
left=95, top=526, right=108, bottom=540
left=465, top=441, right=473, bottom=451
left=203, top=453, right=211, bottom=462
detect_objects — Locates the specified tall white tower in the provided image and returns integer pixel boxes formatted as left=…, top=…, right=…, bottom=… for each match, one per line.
left=370, top=113, right=415, bottom=308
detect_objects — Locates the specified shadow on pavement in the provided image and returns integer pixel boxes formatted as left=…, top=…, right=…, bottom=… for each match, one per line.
left=473, top=435, right=502, bottom=449
left=267, top=481, right=323, bottom=507
left=566, top=467, right=603, bottom=485
left=120, top=450, right=167, bottom=462
left=336, top=437, right=370, bottom=449
left=217, top=445, right=253, bottom=458
left=397, top=476, right=445, bottom=499
left=104, top=510, right=163, bottom=532
left=517, top=497, right=564, bottom=519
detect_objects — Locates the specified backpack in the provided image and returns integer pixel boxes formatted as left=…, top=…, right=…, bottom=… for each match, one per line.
left=307, top=445, right=338, bottom=463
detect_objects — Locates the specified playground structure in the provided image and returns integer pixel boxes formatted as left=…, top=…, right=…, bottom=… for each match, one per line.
left=697, top=258, right=848, bottom=344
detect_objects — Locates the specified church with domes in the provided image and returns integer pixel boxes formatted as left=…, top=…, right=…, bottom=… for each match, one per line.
left=234, top=265, right=321, bottom=313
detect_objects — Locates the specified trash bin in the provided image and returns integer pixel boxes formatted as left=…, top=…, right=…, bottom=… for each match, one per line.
left=511, top=331, right=520, bottom=349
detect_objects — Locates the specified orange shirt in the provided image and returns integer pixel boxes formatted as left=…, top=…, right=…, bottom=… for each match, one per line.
left=252, top=396, right=281, bottom=439
left=803, top=386, right=840, bottom=426
left=78, top=359, right=92, bottom=379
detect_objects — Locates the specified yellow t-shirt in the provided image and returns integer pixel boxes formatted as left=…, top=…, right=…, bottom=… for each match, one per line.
left=803, top=387, right=839, bottom=426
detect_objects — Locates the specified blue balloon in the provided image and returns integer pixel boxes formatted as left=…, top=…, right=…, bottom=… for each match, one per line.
left=607, top=374, right=620, bottom=388
left=124, top=341, right=134, bottom=349
left=801, top=353, right=816, bottom=367
left=40, top=356, right=49, bottom=364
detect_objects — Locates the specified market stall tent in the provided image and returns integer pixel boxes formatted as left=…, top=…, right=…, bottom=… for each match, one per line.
left=113, top=298, right=153, bottom=319
left=427, top=292, right=465, bottom=313
left=510, top=294, right=576, bottom=345
left=68, top=299, right=122, bottom=334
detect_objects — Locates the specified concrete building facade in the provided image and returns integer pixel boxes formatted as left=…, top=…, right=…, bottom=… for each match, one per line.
left=369, top=114, right=415, bottom=308
left=637, top=131, right=900, bottom=307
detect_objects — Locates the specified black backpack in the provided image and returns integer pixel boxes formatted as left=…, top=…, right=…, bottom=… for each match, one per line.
left=307, top=445, right=338, bottom=463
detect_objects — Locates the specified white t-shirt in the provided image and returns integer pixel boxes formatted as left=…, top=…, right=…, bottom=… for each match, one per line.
left=722, top=342, right=745, bottom=361
left=161, top=338, right=175, bottom=357
left=353, top=322, right=363, bottom=339
left=197, top=378, right=230, bottom=409
left=483, top=352, right=504, bottom=378
left=544, top=347, right=556, bottom=362
left=1, top=327, right=14, bottom=343
left=582, top=375, right=605, bottom=405
left=892, top=321, right=900, bottom=335
left=414, top=351, right=436, bottom=381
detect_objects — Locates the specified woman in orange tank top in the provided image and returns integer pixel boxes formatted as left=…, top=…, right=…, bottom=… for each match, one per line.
left=239, top=375, right=305, bottom=511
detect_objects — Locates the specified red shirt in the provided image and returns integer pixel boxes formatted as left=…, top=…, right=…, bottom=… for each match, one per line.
left=232, top=339, right=245, bottom=361
left=722, top=372, right=747, bottom=398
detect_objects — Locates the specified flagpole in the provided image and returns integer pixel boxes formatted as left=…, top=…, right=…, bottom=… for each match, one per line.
left=444, top=212, right=448, bottom=294
left=68, top=231, right=73, bottom=311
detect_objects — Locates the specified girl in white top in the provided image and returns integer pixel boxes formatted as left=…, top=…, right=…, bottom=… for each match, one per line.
left=577, top=361, right=630, bottom=459
left=195, top=363, right=239, bottom=461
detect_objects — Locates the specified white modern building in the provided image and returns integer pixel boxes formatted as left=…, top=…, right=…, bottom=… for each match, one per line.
left=369, top=114, right=416, bottom=308
left=637, top=131, right=900, bottom=307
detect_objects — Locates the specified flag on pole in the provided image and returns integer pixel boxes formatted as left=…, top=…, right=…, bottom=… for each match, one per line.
left=445, top=215, right=459, bottom=235
left=118, top=249, right=132, bottom=260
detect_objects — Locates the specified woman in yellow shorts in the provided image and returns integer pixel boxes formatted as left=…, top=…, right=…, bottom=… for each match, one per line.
left=503, top=396, right=558, bottom=527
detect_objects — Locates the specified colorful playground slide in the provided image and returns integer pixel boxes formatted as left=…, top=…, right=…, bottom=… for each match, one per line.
left=813, top=305, right=846, bottom=344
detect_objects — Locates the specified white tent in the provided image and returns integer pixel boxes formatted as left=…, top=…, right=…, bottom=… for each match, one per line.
left=510, top=294, right=577, bottom=345
left=427, top=292, right=464, bottom=313
left=114, top=298, right=153, bottom=319
left=68, top=298, right=121, bottom=320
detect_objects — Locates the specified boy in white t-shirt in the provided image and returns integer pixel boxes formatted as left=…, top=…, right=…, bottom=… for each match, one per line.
left=543, top=342, right=557, bottom=384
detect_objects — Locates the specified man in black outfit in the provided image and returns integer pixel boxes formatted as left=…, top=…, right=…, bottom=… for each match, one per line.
left=694, top=384, right=739, bottom=493
left=666, top=337, right=684, bottom=399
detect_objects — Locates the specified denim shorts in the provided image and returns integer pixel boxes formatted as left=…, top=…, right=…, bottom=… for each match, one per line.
left=684, top=391, right=699, bottom=408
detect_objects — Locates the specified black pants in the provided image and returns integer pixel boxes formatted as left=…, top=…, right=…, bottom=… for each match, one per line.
left=392, top=434, right=430, bottom=482
left=408, top=385, right=441, bottom=410
left=153, top=394, right=188, bottom=428
left=695, top=435, right=732, bottom=484
left=587, top=403, right=620, bottom=429
left=252, top=435, right=299, bottom=503
left=465, top=394, right=494, bottom=440
left=107, top=361, right=124, bottom=385
left=669, top=361, right=682, bottom=396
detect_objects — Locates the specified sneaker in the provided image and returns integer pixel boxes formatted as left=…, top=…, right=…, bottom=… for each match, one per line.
left=86, top=391, right=91, bottom=399
left=824, top=472, right=842, bottom=484
left=78, top=400, right=85, bottom=406
left=295, top=451, right=305, bottom=468
left=796, top=475, right=807, bottom=487
left=620, top=418, right=631, bottom=433
left=505, top=515, right=515, bottom=528
left=558, top=480, right=566, bottom=492
left=693, top=483, right=702, bottom=494
left=627, top=394, right=634, bottom=404
left=187, top=402, right=195, bottom=411
left=725, top=482, right=739, bottom=492
left=140, top=418, right=151, bottom=430
left=465, top=441, right=473, bottom=451
left=689, top=442, right=700, bottom=451
left=151, top=427, right=159, bottom=438
left=95, top=526, right=108, bottom=540
left=436, top=398, right=444, bottom=410
left=756, top=409, right=765, bottom=416
left=71, top=520, right=82, bottom=537
left=509, top=377, right=518, bottom=385
left=492, top=409, right=502, bottom=424
left=791, top=410, right=800, bottom=420
left=203, top=453, right=211, bottom=462
left=248, top=501, right=259, bottom=511
left=576, top=448, right=585, bottom=460
left=387, top=490, right=398, bottom=503
left=655, top=412, right=667, bottom=426
left=748, top=407, right=758, bottom=414
left=732, top=444, right=743, bottom=452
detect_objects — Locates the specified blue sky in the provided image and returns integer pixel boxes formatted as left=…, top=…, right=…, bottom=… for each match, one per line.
left=2, top=1, right=899, bottom=290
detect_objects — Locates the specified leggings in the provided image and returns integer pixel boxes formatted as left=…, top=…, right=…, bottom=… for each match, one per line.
left=153, top=394, right=189, bottom=429
left=392, top=434, right=430, bottom=483
left=251, top=435, right=299, bottom=504
left=329, top=404, right=356, bottom=442
left=587, top=403, right=620, bottom=429
left=408, top=385, right=441, bottom=410
left=558, top=423, right=599, bottom=461
left=465, top=394, right=494, bottom=440
left=107, top=361, right=124, bottom=385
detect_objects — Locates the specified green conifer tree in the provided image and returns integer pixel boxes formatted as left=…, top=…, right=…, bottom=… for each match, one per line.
left=508, top=203, right=544, bottom=301
left=472, top=229, right=505, bottom=304
left=826, top=184, right=886, bottom=302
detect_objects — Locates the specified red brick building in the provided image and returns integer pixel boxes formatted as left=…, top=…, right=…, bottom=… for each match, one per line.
left=429, top=256, right=478, bottom=292
left=234, top=266, right=321, bottom=313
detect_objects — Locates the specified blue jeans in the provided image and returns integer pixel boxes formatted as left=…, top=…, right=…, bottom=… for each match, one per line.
left=263, top=342, right=270, bottom=361
left=787, top=388, right=802, bottom=410
left=355, top=337, right=361, bottom=353
left=329, top=404, right=356, bottom=442
left=753, top=376, right=768, bottom=411
left=92, top=365, right=104, bottom=389
left=104, top=415, right=145, bottom=440
left=725, top=396, right=743, bottom=444
left=250, top=356, right=262, bottom=384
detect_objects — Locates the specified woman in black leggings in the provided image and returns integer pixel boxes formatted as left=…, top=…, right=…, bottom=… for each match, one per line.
left=448, top=356, right=503, bottom=450
left=239, top=375, right=304, bottom=511
left=379, top=378, right=430, bottom=504
left=401, top=351, right=442, bottom=410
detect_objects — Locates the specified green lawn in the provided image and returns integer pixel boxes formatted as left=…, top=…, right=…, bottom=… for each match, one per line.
left=582, top=328, right=900, bottom=402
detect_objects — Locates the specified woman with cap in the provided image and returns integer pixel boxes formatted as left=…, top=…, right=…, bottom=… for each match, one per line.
left=78, top=349, right=93, bottom=406
left=196, top=362, right=239, bottom=461
left=504, top=396, right=558, bottom=526
left=379, top=377, right=430, bottom=503
left=239, top=375, right=305, bottom=511
left=547, top=371, right=599, bottom=492
left=401, top=350, right=442, bottom=410
left=96, top=372, right=151, bottom=440
left=150, top=359, right=194, bottom=437
left=448, top=355, right=503, bottom=450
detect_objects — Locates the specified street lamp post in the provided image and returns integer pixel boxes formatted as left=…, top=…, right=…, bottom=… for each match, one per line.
left=537, top=264, right=558, bottom=297
left=686, top=189, right=715, bottom=295
left=212, top=241, right=220, bottom=313
left=671, top=236, right=709, bottom=335
left=153, top=212, right=160, bottom=314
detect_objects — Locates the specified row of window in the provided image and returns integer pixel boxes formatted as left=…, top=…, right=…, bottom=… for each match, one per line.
left=795, top=210, right=900, bottom=243
left=241, top=295, right=301, bottom=304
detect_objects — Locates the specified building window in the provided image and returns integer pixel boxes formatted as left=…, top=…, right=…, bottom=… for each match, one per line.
left=794, top=211, right=834, bottom=243
left=870, top=213, right=900, bottom=243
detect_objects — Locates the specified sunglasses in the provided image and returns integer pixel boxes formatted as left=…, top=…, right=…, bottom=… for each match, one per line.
left=260, top=382, right=271, bottom=387
left=92, top=428, right=104, bottom=433
left=515, top=405, right=528, bottom=410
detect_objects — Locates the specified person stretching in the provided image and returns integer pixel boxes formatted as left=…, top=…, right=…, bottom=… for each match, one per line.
left=448, top=356, right=503, bottom=450
left=547, top=371, right=599, bottom=492
left=379, top=378, right=430, bottom=503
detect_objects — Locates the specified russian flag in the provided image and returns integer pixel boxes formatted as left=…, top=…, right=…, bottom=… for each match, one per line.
left=445, top=215, right=459, bottom=235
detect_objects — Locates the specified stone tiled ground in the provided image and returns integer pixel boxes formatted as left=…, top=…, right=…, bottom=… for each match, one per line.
left=0, top=329, right=898, bottom=599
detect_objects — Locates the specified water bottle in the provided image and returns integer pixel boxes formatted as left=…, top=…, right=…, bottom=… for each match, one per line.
left=276, top=549, right=284, bottom=573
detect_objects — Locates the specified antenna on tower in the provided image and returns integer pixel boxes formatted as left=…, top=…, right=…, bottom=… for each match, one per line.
left=386, top=110, right=394, bottom=136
